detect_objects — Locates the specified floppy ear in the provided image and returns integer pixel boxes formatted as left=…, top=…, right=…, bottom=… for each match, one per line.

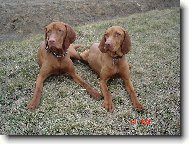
left=98, top=34, right=106, bottom=53
left=63, top=24, right=76, bottom=51
left=121, top=30, right=132, bottom=54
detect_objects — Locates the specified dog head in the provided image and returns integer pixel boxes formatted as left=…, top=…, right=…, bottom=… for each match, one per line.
left=45, top=22, right=76, bottom=51
left=98, top=26, right=131, bottom=56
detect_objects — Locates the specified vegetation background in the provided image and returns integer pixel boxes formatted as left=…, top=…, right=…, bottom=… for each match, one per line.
left=0, top=0, right=180, bottom=135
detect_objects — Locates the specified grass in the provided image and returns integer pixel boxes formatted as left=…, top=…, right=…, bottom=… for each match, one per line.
left=0, top=8, right=180, bottom=135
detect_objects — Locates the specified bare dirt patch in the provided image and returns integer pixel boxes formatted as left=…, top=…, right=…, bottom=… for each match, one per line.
left=0, top=0, right=179, bottom=41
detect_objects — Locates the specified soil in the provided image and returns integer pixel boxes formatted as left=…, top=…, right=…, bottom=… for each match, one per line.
left=0, top=0, right=179, bottom=41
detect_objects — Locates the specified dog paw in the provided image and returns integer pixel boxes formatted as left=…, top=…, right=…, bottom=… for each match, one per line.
left=102, top=100, right=114, bottom=112
left=133, top=102, right=144, bottom=112
left=27, top=101, right=39, bottom=110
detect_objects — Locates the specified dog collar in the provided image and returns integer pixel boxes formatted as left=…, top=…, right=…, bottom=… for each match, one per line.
left=112, top=55, right=123, bottom=65
left=45, top=46, right=67, bottom=58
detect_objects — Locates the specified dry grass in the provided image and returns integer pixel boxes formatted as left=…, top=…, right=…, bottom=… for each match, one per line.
left=0, top=8, right=180, bottom=135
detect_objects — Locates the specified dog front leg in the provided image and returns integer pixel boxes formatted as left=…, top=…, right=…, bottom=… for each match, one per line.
left=124, top=78, right=144, bottom=111
left=99, top=78, right=114, bottom=112
left=68, top=69, right=102, bottom=100
left=27, top=66, right=51, bottom=110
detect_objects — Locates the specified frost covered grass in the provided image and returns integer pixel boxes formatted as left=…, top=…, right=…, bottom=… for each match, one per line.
left=0, top=8, right=180, bottom=135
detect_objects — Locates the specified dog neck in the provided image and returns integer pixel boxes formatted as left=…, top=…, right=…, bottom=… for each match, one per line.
left=112, top=55, right=123, bottom=65
left=45, top=45, right=67, bottom=58
left=107, top=51, right=124, bottom=65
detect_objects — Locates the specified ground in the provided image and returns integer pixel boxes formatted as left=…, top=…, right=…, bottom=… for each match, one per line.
left=0, top=1, right=180, bottom=135
left=0, top=0, right=179, bottom=41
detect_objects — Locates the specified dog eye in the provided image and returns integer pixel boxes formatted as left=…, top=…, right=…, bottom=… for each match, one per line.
left=58, top=29, right=63, bottom=33
left=47, top=30, right=51, bottom=34
left=115, top=32, right=121, bottom=37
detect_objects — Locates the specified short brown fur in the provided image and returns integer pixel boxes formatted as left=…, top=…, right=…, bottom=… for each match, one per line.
left=79, top=26, right=144, bottom=112
left=27, top=22, right=101, bottom=109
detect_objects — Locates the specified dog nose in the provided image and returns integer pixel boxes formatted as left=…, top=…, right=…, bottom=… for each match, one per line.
left=105, top=40, right=112, bottom=49
left=48, top=38, right=56, bottom=44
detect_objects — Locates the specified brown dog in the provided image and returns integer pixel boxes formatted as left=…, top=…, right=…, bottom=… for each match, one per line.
left=79, top=26, right=144, bottom=112
left=27, top=22, right=101, bottom=109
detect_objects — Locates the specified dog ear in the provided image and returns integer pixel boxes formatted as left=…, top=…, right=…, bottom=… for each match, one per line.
left=121, top=30, right=132, bottom=54
left=63, top=24, right=76, bottom=51
left=98, top=34, right=106, bottom=53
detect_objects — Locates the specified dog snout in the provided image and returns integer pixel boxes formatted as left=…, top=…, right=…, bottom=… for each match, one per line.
left=48, top=33, right=56, bottom=45
left=105, top=39, right=113, bottom=50
left=105, top=41, right=111, bottom=47
left=48, top=37, right=56, bottom=44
